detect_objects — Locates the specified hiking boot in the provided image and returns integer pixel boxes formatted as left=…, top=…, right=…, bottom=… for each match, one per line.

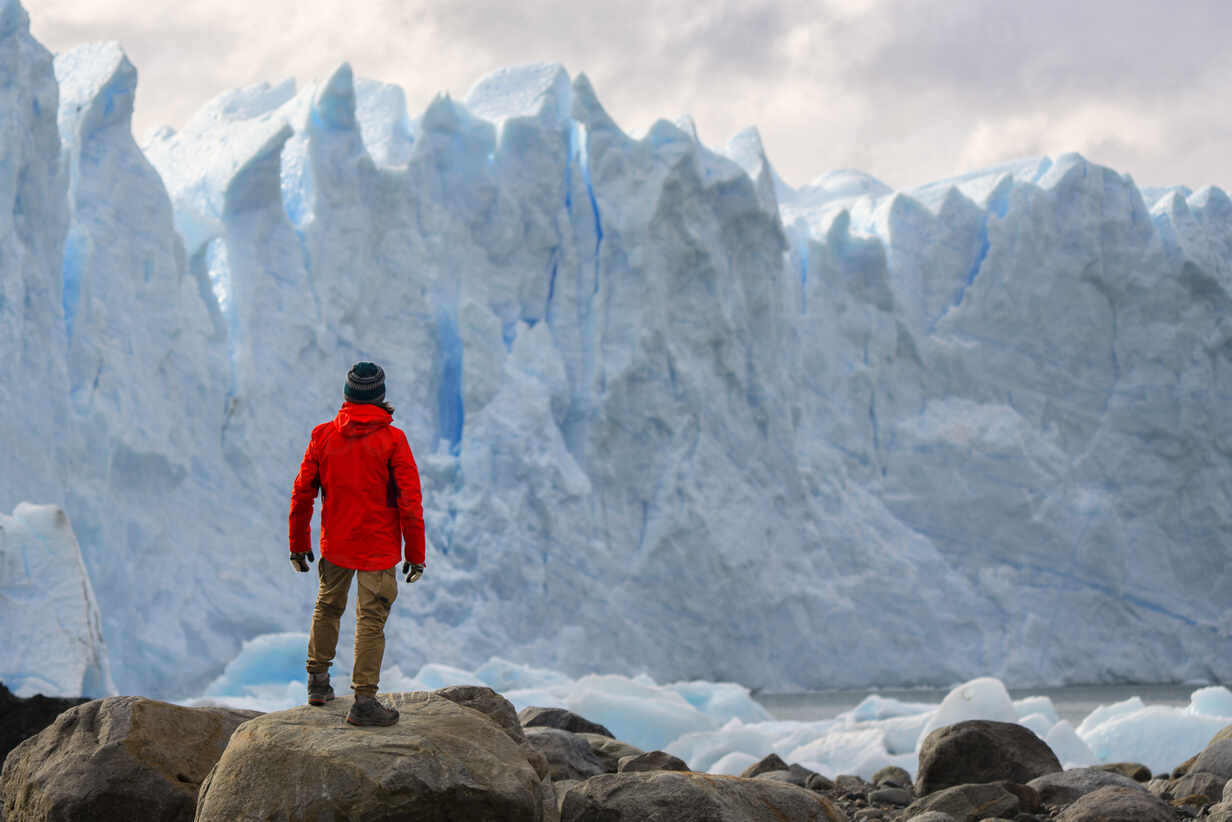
left=307, top=672, right=334, bottom=706
left=346, top=694, right=399, bottom=726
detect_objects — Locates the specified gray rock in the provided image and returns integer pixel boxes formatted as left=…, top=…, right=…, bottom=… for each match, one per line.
left=523, top=726, right=606, bottom=782
left=835, top=774, right=869, bottom=795
left=1055, top=785, right=1175, bottom=822
left=756, top=764, right=823, bottom=790
left=578, top=732, right=642, bottom=773
left=1, top=696, right=258, bottom=822
left=915, top=720, right=1062, bottom=796
left=742, top=753, right=791, bottom=778
left=872, top=765, right=912, bottom=788
left=559, top=771, right=849, bottom=821
left=1171, top=771, right=1226, bottom=805
left=1095, top=762, right=1151, bottom=782
left=435, top=685, right=550, bottom=780
left=617, top=750, right=689, bottom=773
left=519, top=706, right=614, bottom=738
left=1226, top=777, right=1232, bottom=803
left=1145, top=777, right=1171, bottom=797
left=904, top=814, right=959, bottom=822
left=195, top=692, right=554, bottom=822
left=869, top=786, right=912, bottom=806
left=1193, top=738, right=1232, bottom=779
left=1209, top=800, right=1232, bottom=822
left=436, top=684, right=526, bottom=743
left=903, top=782, right=1020, bottom=822
left=808, top=772, right=836, bottom=791
left=1027, top=767, right=1148, bottom=808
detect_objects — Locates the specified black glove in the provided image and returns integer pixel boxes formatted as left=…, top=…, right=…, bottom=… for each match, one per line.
left=290, top=550, right=315, bottom=572
left=402, top=561, right=424, bottom=583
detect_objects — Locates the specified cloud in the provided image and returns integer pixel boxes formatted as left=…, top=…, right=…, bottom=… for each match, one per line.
left=27, top=0, right=1232, bottom=192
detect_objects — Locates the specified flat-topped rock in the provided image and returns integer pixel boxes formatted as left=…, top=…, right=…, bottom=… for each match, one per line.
left=195, top=692, right=555, bottom=822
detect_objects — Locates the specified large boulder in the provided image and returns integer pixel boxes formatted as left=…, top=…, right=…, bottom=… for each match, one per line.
left=1, top=696, right=258, bottom=822
left=1027, top=767, right=1149, bottom=808
left=0, top=682, right=88, bottom=765
left=1055, top=785, right=1176, bottom=822
left=523, top=727, right=606, bottom=781
left=195, top=692, right=555, bottom=821
left=519, top=706, right=614, bottom=738
left=560, top=772, right=847, bottom=821
left=915, top=720, right=1061, bottom=795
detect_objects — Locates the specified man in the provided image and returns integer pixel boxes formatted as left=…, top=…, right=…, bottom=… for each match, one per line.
left=288, top=362, right=426, bottom=726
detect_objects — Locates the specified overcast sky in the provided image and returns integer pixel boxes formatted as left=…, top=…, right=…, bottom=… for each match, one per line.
left=29, top=0, right=1232, bottom=192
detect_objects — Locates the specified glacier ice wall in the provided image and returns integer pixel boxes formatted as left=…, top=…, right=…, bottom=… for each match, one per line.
left=4, top=5, right=1232, bottom=696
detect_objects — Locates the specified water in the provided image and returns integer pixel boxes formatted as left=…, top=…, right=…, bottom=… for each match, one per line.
left=756, top=683, right=1202, bottom=724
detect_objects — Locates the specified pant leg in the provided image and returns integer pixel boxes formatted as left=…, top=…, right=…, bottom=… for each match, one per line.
left=306, top=557, right=355, bottom=674
left=352, top=565, right=398, bottom=696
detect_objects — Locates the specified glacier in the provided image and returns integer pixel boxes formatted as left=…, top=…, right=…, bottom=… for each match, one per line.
left=2, top=0, right=1231, bottom=699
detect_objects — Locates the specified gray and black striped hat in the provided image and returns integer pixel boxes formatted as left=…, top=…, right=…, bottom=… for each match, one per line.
left=345, top=362, right=386, bottom=404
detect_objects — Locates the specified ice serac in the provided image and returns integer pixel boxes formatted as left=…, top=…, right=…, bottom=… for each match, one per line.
left=0, top=0, right=68, bottom=513
left=0, top=504, right=113, bottom=696
left=54, top=42, right=291, bottom=697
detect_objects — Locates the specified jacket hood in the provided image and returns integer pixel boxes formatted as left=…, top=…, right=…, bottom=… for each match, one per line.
left=334, top=402, right=393, bottom=437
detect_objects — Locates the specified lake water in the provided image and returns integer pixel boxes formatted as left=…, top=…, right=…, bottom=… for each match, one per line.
left=755, top=683, right=1203, bottom=724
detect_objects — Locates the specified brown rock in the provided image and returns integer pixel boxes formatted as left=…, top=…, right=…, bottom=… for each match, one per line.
left=519, top=706, right=614, bottom=738
left=1095, top=762, right=1151, bottom=782
left=436, top=684, right=526, bottom=742
left=1055, top=785, right=1175, bottom=822
left=617, top=750, right=689, bottom=773
left=577, top=732, right=643, bottom=773
left=742, top=752, right=790, bottom=778
left=560, top=771, right=848, bottom=822
left=1170, top=771, right=1226, bottom=806
left=1, top=696, right=257, bottom=822
left=195, top=692, right=554, bottom=822
left=915, top=720, right=1061, bottom=796
left=523, top=726, right=606, bottom=782
left=903, top=782, right=1020, bottom=822
left=1027, top=767, right=1147, bottom=809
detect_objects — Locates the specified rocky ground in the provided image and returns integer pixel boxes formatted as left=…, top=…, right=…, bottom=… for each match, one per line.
left=2, top=681, right=1231, bottom=821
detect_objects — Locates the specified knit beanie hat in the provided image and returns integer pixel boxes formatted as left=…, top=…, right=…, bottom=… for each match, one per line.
left=345, top=362, right=386, bottom=404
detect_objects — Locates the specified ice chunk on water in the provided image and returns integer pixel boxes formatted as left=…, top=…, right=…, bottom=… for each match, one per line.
left=1017, top=712, right=1055, bottom=739
left=916, top=677, right=1018, bottom=749
left=1014, top=696, right=1060, bottom=726
left=1046, top=719, right=1096, bottom=768
left=1078, top=704, right=1229, bottom=775
left=1187, top=686, right=1232, bottom=718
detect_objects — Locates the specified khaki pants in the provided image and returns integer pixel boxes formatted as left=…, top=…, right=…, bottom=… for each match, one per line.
left=306, top=557, right=399, bottom=697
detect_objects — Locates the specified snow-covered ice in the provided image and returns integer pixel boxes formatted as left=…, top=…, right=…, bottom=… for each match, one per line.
left=2, top=0, right=1232, bottom=704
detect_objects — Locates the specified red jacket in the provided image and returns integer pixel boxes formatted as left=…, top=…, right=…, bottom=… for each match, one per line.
left=289, top=402, right=426, bottom=570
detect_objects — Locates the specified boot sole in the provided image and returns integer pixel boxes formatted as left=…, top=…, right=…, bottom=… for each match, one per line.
left=346, top=713, right=399, bottom=727
left=307, top=696, right=334, bottom=706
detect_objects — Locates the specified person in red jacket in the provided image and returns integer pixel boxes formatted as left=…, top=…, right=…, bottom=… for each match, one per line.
left=288, top=362, right=426, bottom=726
